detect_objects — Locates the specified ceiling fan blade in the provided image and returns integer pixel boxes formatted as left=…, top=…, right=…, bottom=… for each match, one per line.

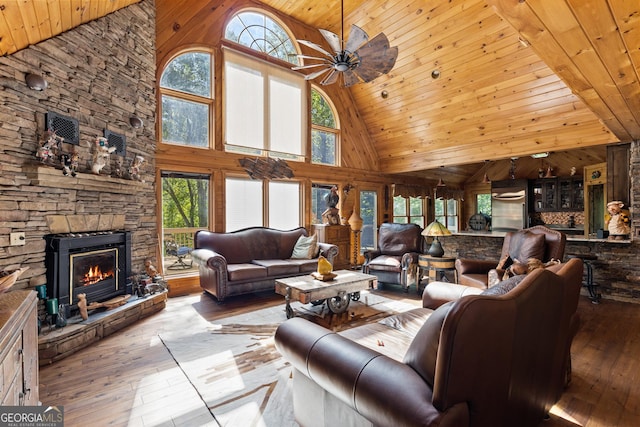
left=305, top=67, right=333, bottom=81
left=319, top=29, right=342, bottom=53
left=297, top=54, right=332, bottom=62
left=292, top=63, right=331, bottom=71
left=345, top=25, right=369, bottom=53
left=320, top=69, right=340, bottom=86
left=342, top=69, right=362, bottom=87
left=297, top=39, right=333, bottom=57
left=354, top=33, right=398, bottom=76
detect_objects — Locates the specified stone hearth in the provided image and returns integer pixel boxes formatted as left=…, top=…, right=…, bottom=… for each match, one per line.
left=38, top=291, right=167, bottom=366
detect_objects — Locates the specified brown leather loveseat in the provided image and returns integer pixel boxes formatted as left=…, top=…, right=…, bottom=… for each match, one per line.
left=274, top=258, right=583, bottom=427
left=192, top=227, right=338, bottom=301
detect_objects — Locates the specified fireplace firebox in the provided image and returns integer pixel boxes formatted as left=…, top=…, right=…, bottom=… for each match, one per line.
left=45, top=231, right=132, bottom=310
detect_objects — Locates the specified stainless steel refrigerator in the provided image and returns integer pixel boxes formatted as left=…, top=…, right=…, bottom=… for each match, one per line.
left=491, top=179, right=528, bottom=231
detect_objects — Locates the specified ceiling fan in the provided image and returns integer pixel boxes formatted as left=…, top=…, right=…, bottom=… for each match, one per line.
left=292, top=0, right=398, bottom=87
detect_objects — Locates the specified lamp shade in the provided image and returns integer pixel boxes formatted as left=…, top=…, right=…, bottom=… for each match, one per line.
left=422, top=220, right=451, bottom=257
left=422, top=220, right=452, bottom=237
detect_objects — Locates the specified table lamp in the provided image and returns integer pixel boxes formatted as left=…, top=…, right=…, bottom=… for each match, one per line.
left=422, top=220, right=451, bottom=257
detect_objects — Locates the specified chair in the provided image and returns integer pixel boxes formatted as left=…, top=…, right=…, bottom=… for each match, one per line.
left=362, top=223, right=424, bottom=292
left=165, top=238, right=193, bottom=270
left=455, top=225, right=566, bottom=289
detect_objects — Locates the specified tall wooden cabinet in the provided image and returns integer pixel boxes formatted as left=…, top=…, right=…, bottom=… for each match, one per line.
left=0, top=290, right=39, bottom=406
left=313, top=224, right=351, bottom=270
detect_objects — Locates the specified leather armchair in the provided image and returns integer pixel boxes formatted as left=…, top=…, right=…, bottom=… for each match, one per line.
left=362, top=223, right=424, bottom=292
left=455, top=225, right=567, bottom=289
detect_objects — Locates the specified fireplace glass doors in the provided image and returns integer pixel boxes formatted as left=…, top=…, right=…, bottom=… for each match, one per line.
left=70, top=248, right=118, bottom=302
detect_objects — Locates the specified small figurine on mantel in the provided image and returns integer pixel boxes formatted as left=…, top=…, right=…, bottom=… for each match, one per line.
left=605, top=201, right=630, bottom=240
left=322, top=185, right=341, bottom=225
left=87, top=136, right=117, bottom=174
left=36, top=130, right=63, bottom=164
left=60, top=151, right=79, bottom=177
left=128, top=155, right=146, bottom=182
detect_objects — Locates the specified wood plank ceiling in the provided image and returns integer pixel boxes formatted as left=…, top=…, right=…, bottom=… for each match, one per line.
left=2, top=0, right=638, bottom=186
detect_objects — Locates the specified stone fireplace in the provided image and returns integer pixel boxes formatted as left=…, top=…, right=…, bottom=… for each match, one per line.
left=44, top=231, right=132, bottom=311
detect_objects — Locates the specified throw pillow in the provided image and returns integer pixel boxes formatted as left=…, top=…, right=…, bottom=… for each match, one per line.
left=291, top=234, right=319, bottom=259
left=403, top=301, right=454, bottom=387
left=481, top=274, right=526, bottom=296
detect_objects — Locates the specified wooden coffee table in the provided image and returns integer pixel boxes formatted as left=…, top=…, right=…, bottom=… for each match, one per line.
left=275, top=270, right=378, bottom=319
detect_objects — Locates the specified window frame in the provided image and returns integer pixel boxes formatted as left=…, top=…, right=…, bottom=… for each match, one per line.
left=310, top=87, right=340, bottom=166
left=435, top=198, right=459, bottom=233
left=223, top=47, right=308, bottom=160
left=393, top=196, right=426, bottom=227
left=159, top=50, right=215, bottom=149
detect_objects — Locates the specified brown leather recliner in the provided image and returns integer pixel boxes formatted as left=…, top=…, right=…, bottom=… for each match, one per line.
left=455, top=225, right=566, bottom=289
left=362, top=223, right=424, bottom=292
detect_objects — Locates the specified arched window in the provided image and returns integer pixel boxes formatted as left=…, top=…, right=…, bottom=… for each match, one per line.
left=159, top=51, right=213, bottom=148
left=311, top=88, right=339, bottom=166
left=225, top=11, right=299, bottom=65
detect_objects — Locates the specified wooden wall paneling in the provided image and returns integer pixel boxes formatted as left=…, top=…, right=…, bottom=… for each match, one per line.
left=607, top=143, right=631, bottom=207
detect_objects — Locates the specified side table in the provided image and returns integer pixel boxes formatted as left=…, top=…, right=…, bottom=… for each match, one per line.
left=418, top=255, right=457, bottom=291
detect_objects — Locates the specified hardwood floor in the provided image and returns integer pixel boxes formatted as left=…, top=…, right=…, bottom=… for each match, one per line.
left=39, top=289, right=640, bottom=426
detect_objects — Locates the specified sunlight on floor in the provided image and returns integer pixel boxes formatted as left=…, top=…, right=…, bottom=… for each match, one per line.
left=549, top=404, right=583, bottom=426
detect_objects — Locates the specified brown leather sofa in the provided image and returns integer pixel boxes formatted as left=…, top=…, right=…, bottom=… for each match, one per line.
left=362, top=223, right=424, bottom=292
left=455, top=225, right=567, bottom=288
left=274, top=258, right=584, bottom=427
left=192, top=227, right=338, bottom=301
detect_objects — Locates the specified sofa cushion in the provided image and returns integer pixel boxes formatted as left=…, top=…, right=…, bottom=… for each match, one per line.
left=367, top=254, right=402, bottom=272
left=252, top=259, right=300, bottom=276
left=291, top=234, right=319, bottom=259
left=508, top=230, right=545, bottom=263
left=287, top=258, right=319, bottom=273
left=403, top=301, right=454, bottom=387
left=227, top=263, right=268, bottom=282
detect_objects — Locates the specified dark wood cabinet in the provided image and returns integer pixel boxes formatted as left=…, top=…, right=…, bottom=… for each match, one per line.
left=531, top=177, right=583, bottom=212
left=313, top=224, right=351, bottom=270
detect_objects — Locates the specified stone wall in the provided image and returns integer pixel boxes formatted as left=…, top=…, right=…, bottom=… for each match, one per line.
left=0, top=0, right=157, bottom=291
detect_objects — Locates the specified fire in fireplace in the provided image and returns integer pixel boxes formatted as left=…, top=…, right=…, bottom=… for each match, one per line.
left=45, top=231, right=132, bottom=310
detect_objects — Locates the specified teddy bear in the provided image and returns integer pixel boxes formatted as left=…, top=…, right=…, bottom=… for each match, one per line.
left=605, top=200, right=630, bottom=240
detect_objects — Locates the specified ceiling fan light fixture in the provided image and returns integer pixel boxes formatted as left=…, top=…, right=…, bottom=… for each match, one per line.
left=531, top=152, right=549, bottom=159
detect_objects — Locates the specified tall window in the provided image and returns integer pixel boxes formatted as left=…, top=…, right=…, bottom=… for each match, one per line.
left=225, top=177, right=301, bottom=231
left=225, top=11, right=299, bottom=64
left=477, top=193, right=491, bottom=216
left=268, top=181, right=301, bottom=230
left=224, top=49, right=307, bottom=159
left=161, top=172, right=209, bottom=275
left=225, top=177, right=263, bottom=231
left=393, top=196, right=425, bottom=227
left=311, top=88, right=339, bottom=166
left=159, top=51, right=213, bottom=148
left=435, top=198, right=459, bottom=232
left=360, top=190, right=377, bottom=251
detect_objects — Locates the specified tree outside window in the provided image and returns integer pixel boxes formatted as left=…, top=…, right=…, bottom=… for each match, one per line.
left=393, top=196, right=425, bottom=226
left=311, top=88, right=338, bottom=166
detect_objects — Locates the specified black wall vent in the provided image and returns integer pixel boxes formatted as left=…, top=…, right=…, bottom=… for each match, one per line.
left=104, top=130, right=126, bottom=156
left=46, top=112, right=80, bottom=145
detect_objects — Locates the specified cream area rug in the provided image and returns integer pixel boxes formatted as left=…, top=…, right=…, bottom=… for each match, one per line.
left=157, top=291, right=418, bottom=427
